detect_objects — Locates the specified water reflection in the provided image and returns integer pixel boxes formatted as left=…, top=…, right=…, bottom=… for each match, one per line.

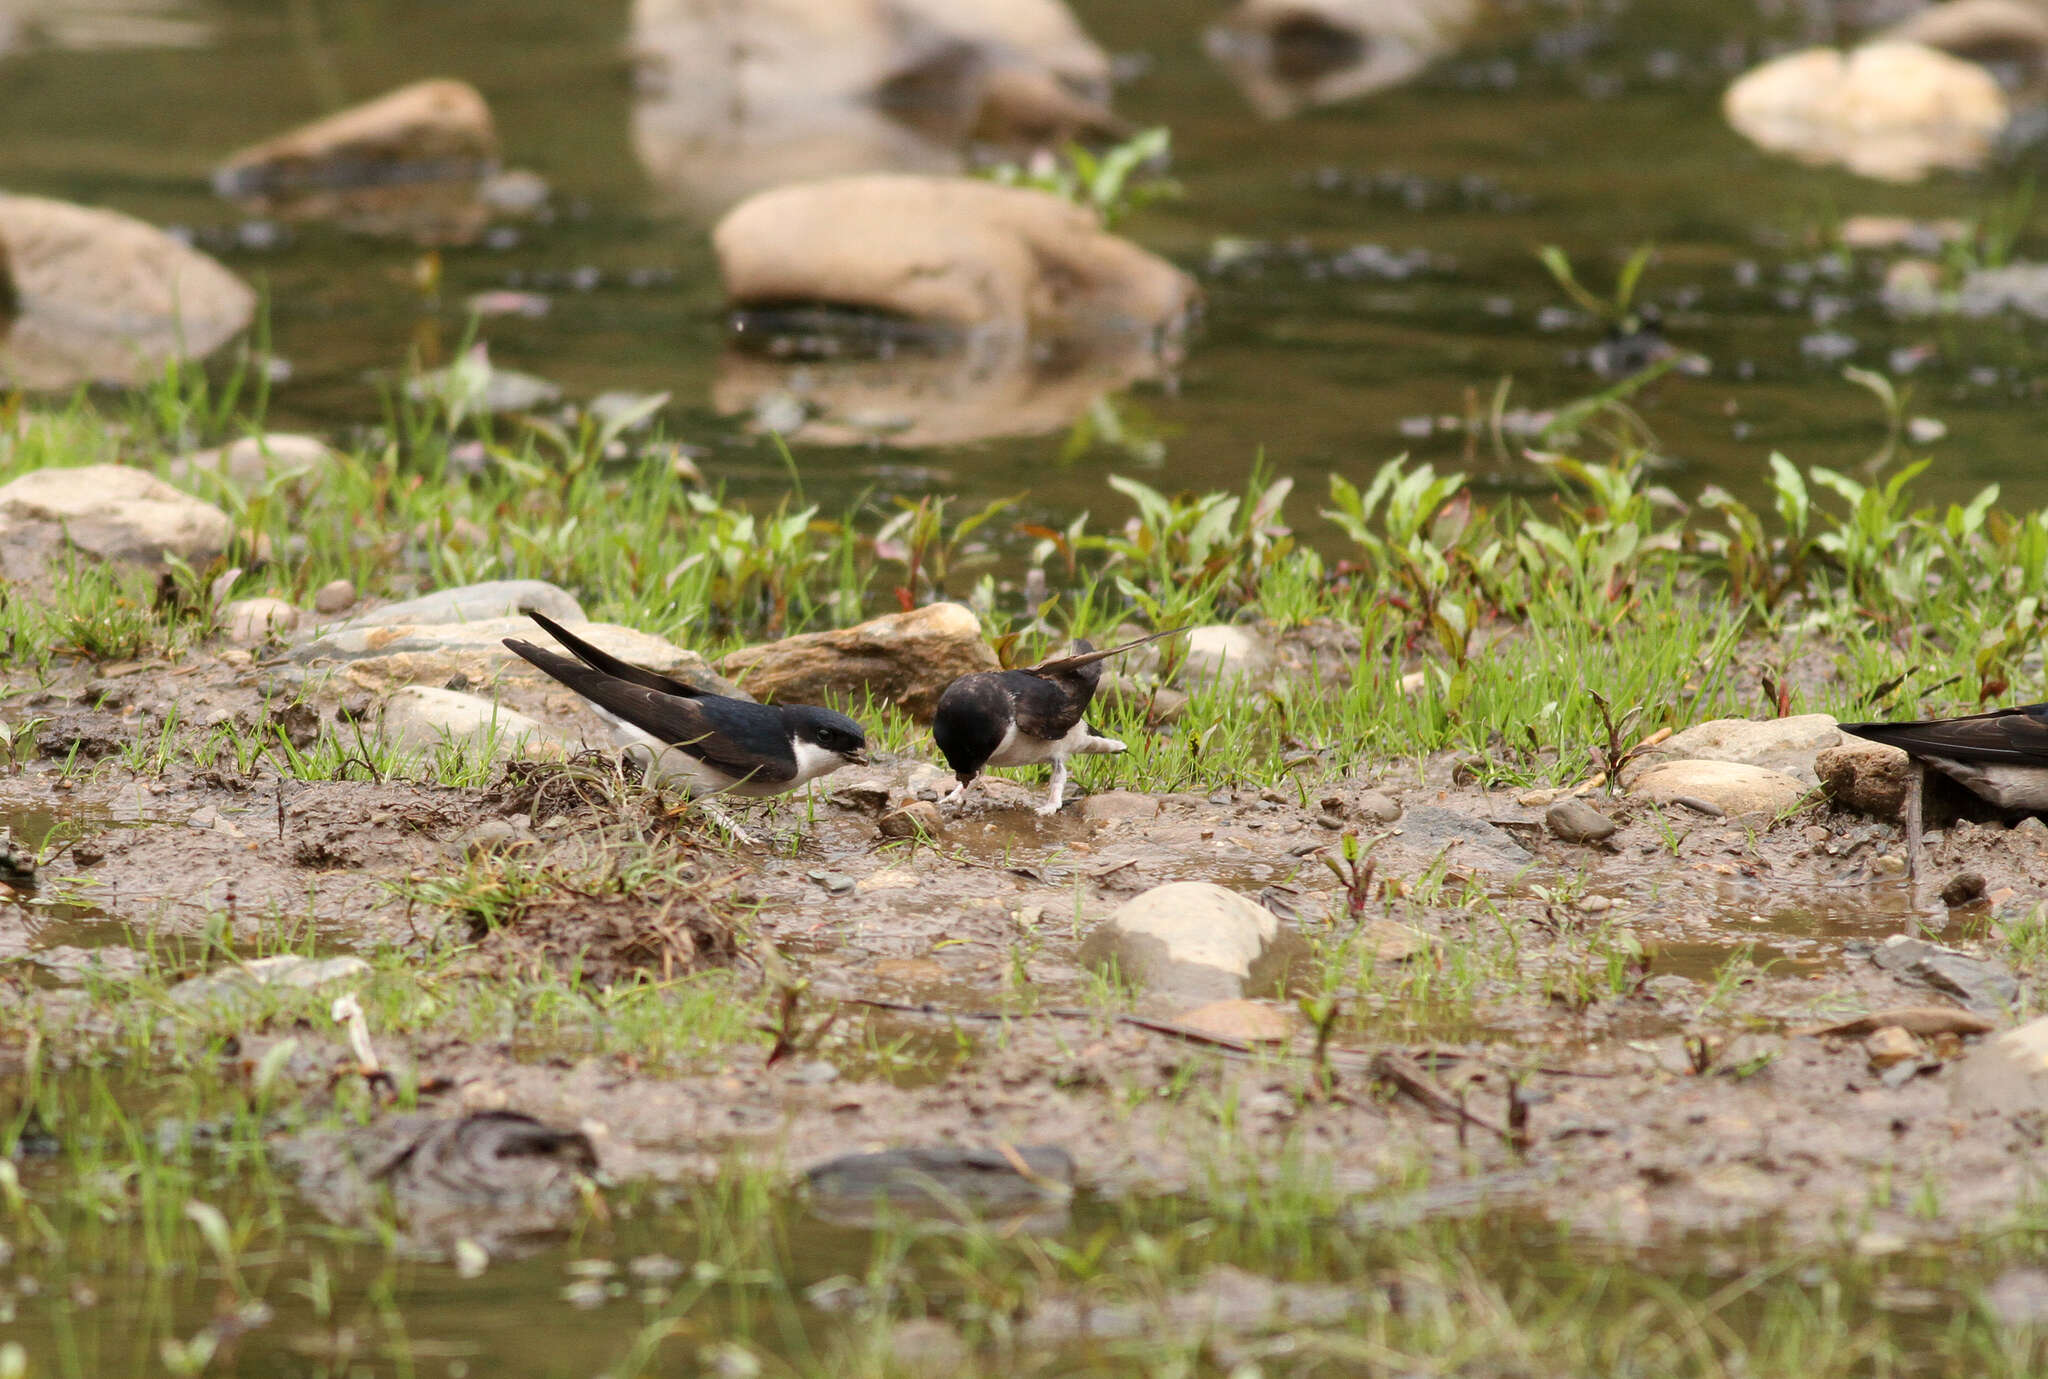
left=1205, top=0, right=1483, bottom=118
left=715, top=319, right=1175, bottom=448
left=628, top=0, right=1120, bottom=222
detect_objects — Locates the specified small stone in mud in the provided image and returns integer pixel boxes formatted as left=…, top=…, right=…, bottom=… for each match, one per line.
left=878, top=802, right=942, bottom=839
left=1173, top=999, right=1297, bottom=1044
left=1315, top=812, right=1345, bottom=830
left=462, top=819, right=528, bottom=858
left=313, top=578, right=356, bottom=614
left=223, top=596, right=300, bottom=643
left=828, top=778, right=892, bottom=814
left=809, top=871, right=856, bottom=894
left=1942, top=871, right=1988, bottom=907
left=1079, top=791, right=1159, bottom=824
left=1077, top=881, right=1311, bottom=1001
left=0, top=830, right=34, bottom=881
left=1875, top=935, right=2018, bottom=1014
left=1355, top=790, right=1401, bottom=822
left=1546, top=798, right=1616, bottom=844
left=1816, top=739, right=1914, bottom=821
left=1865, top=1025, right=1921, bottom=1070
left=1873, top=853, right=1908, bottom=876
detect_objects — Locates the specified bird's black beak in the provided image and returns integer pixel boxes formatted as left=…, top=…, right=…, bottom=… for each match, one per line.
left=845, top=748, right=870, bottom=767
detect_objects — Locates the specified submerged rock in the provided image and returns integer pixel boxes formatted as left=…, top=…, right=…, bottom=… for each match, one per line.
left=0, top=463, right=232, bottom=579
left=1874, top=934, right=2019, bottom=1014
left=1817, top=739, right=1915, bottom=821
left=0, top=193, right=255, bottom=390
left=721, top=601, right=996, bottom=720
left=1629, top=760, right=1809, bottom=819
left=806, top=1144, right=1074, bottom=1228
left=292, top=1111, right=597, bottom=1252
left=379, top=686, right=562, bottom=761
left=1206, top=0, right=1483, bottom=119
left=1723, top=41, right=2009, bottom=182
left=1077, top=880, right=1311, bottom=1001
left=713, top=176, right=1197, bottom=343
left=214, top=79, right=501, bottom=244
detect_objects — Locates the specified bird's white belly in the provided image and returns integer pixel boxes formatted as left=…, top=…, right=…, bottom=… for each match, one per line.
left=602, top=712, right=814, bottom=799
left=1929, top=758, right=2048, bottom=812
left=987, top=721, right=1089, bottom=762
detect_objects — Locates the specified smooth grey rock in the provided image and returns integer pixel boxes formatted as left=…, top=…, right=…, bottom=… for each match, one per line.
left=380, top=686, right=561, bottom=760
left=1078, top=881, right=1310, bottom=1001
left=0, top=463, right=231, bottom=575
left=1875, top=934, right=2018, bottom=1015
left=1355, top=790, right=1402, bottom=823
left=1624, top=714, right=1840, bottom=787
left=339, top=579, right=583, bottom=630
left=1379, top=806, right=1533, bottom=879
left=1546, top=798, right=1617, bottom=844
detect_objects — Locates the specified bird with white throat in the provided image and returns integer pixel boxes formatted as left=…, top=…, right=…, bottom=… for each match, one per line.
left=930, top=628, right=1183, bottom=816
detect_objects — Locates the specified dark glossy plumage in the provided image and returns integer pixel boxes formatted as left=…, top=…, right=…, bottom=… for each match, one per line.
left=503, top=611, right=866, bottom=796
left=1840, top=703, right=2048, bottom=765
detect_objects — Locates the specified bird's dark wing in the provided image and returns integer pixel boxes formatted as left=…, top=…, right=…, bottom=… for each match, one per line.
left=1006, top=669, right=1091, bottom=742
left=1840, top=703, right=2048, bottom=765
left=503, top=638, right=797, bottom=783
left=525, top=610, right=708, bottom=700
left=1027, top=626, right=1185, bottom=676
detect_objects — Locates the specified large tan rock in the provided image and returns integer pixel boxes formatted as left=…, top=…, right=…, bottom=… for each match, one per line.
left=1630, top=759, right=1811, bottom=819
left=213, top=79, right=499, bottom=243
left=1206, top=0, right=1482, bottom=118
left=714, top=176, right=1198, bottom=341
left=1077, top=881, right=1311, bottom=1002
left=379, top=686, right=562, bottom=761
left=720, top=602, right=997, bottom=720
left=630, top=0, right=1114, bottom=220
left=1622, top=714, right=1841, bottom=788
left=0, top=463, right=231, bottom=572
left=1723, top=41, right=2009, bottom=181
left=0, top=194, right=254, bottom=390
left=1886, top=0, right=2048, bottom=79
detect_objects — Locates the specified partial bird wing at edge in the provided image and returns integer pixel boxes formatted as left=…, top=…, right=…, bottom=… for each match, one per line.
left=526, top=609, right=709, bottom=700
left=1840, top=703, right=2048, bottom=765
left=502, top=637, right=797, bottom=784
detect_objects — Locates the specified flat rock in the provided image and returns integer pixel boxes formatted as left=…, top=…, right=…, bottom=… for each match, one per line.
left=293, top=616, right=735, bottom=700
left=1723, top=40, right=2008, bottom=182
left=878, top=801, right=943, bottom=839
left=214, top=78, right=500, bottom=244
left=1953, top=1015, right=2048, bottom=1114
left=1624, top=714, right=1841, bottom=787
left=721, top=602, right=996, bottom=720
left=1377, top=806, right=1533, bottom=879
left=0, top=192, right=255, bottom=389
left=337, top=578, right=584, bottom=630
left=1629, top=760, right=1809, bottom=819
left=1080, top=790, right=1160, bottom=824
left=378, top=686, right=562, bottom=760
left=222, top=596, right=300, bottom=643
left=1816, top=739, right=1915, bottom=821
left=714, top=175, right=1197, bottom=341
left=169, top=433, right=337, bottom=496
left=1172, top=999, right=1297, bottom=1044
left=1077, top=881, right=1310, bottom=1001
left=0, top=463, right=232, bottom=577
left=1874, top=934, right=2018, bottom=1015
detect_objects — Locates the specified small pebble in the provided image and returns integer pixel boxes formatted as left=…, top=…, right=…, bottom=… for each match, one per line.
left=1356, top=790, right=1401, bottom=822
left=2014, top=816, right=2048, bottom=839
left=1941, top=871, right=1988, bottom=906
left=313, top=579, right=357, bottom=614
left=1579, top=894, right=1613, bottom=914
left=1803, top=826, right=1831, bottom=846
left=1873, top=853, right=1908, bottom=876
left=1315, top=813, right=1345, bottom=830
left=1865, top=1025, right=1921, bottom=1071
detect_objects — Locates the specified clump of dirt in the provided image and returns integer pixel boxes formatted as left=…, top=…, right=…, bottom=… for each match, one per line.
left=467, top=862, right=743, bottom=986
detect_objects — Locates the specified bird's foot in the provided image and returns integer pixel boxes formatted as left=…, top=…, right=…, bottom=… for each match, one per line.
left=1033, top=797, right=1064, bottom=818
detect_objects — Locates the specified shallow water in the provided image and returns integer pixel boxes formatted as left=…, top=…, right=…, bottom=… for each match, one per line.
left=1, top=0, right=2041, bottom=531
